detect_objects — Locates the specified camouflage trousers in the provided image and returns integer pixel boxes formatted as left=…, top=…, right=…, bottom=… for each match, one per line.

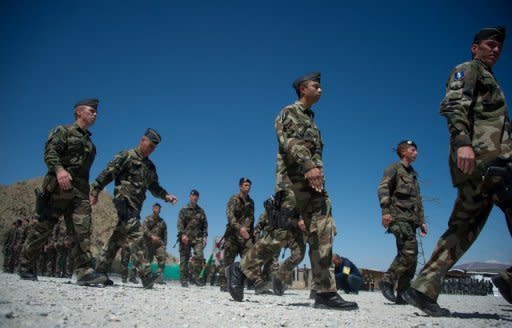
left=56, top=245, right=73, bottom=276
left=20, top=188, right=93, bottom=279
left=3, top=247, right=19, bottom=273
left=146, top=240, right=167, bottom=272
left=179, top=239, right=204, bottom=283
left=241, top=228, right=306, bottom=286
left=412, top=178, right=512, bottom=301
left=96, top=212, right=151, bottom=278
left=382, top=220, right=418, bottom=295
left=219, top=236, right=254, bottom=288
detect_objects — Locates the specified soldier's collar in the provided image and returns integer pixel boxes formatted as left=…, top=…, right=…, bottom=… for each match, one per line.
left=133, top=147, right=145, bottom=159
left=474, top=59, right=493, bottom=73
left=294, top=101, right=313, bottom=114
left=72, top=122, right=92, bottom=137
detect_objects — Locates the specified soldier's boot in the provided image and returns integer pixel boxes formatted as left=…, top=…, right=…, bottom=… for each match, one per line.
left=19, top=270, right=38, bottom=281
left=309, top=289, right=317, bottom=299
left=492, top=275, right=512, bottom=304
left=379, top=281, right=396, bottom=302
left=121, top=275, right=127, bottom=283
left=181, top=280, right=189, bottom=288
left=395, top=293, right=407, bottom=305
left=402, top=288, right=451, bottom=317
left=272, top=275, right=287, bottom=296
left=129, top=276, right=139, bottom=284
left=313, top=292, right=359, bottom=311
left=101, top=273, right=114, bottom=286
left=227, top=262, right=245, bottom=302
left=141, top=272, right=160, bottom=289
left=76, top=271, right=108, bottom=286
left=254, top=281, right=273, bottom=295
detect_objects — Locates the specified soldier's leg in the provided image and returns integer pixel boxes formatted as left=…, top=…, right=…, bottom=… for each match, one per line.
left=120, top=244, right=130, bottom=282
left=240, top=231, right=285, bottom=286
left=219, top=238, right=237, bottom=289
left=47, top=245, right=57, bottom=276
left=191, top=241, right=205, bottom=282
left=19, top=218, right=57, bottom=275
left=396, top=230, right=418, bottom=297
left=67, top=193, right=95, bottom=279
left=124, top=219, right=151, bottom=277
left=411, top=180, right=492, bottom=301
left=155, top=245, right=166, bottom=274
left=95, top=220, right=128, bottom=274
left=277, top=232, right=306, bottom=282
left=179, top=243, right=192, bottom=284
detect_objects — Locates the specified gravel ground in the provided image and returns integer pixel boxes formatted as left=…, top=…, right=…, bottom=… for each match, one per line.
left=0, top=272, right=510, bottom=328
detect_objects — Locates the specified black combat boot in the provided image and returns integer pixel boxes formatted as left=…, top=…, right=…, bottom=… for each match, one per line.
left=76, top=271, right=108, bottom=286
left=129, top=275, right=138, bottom=284
left=402, top=288, right=451, bottom=317
left=272, top=275, right=287, bottom=296
left=492, top=275, right=512, bottom=304
left=379, top=281, right=396, bottom=302
left=181, top=280, right=189, bottom=287
left=309, top=289, right=317, bottom=299
left=395, top=293, right=407, bottom=305
left=228, top=262, right=245, bottom=302
left=141, top=272, right=161, bottom=289
left=19, top=270, right=38, bottom=281
left=102, top=273, right=114, bottom=286
left=313, top=292, right=359, bottom=310
left=254, top=281, right=273, bottom=295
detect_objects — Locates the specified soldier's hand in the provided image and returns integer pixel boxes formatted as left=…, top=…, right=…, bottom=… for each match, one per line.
left=165, top=194, right=178, bottom=205
left=89, top=195, right=98, bottom=206
left=305, top=167, right=324, bottom=192
left=239, top=227, right=250, bottom=240
left=457, top=146, right=476, bottom=175
left=57, top=168, right=73, bottom=190
left=181, top=234, right=189, bottom=245
left=420, top=223, right=427, bottom=237
left=151, top=235, right=160, bottom=242
left=382, top=214, right=393, bottom=229
left=297, top=219, right=307, bottom=232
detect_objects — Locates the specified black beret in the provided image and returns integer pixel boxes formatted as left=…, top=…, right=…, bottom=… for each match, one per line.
left=190, top=189, right=200, bottom=196
left=239, top=177, right=252, bottom=185
left=74, top=98, right=99, bottom=110
left=153, top=203, right=161, bottom=208
left=398, top=140, right=417, bottom=149
left=292, top=72, right=321, bottom=90
left=473, top=26, right=506, bottom=44
left=144, top=128, right=162, bottom=144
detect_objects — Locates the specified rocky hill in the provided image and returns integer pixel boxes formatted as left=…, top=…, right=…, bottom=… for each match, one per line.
left=0, top=177, right=175, bottom=268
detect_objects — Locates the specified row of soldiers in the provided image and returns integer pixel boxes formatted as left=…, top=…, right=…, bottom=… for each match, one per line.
left=12, top=25, right=512, bottom=315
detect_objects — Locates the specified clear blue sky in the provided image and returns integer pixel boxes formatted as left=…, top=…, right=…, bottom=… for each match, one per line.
left=1, top=0, right=511, bottom=270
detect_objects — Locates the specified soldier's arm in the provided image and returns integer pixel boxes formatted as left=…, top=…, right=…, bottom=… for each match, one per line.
left=440, top=62, right=479, bottom=148
left=377, top=165, right=397, bottom=216
left=177, top=209, right=185, bottom=236
left=226, top=197, right=242, bottom=232
left=90, top=151, right=129, bottom=197
left=162, top=222, right=167, bottom=246
left=147, top=166, right=169, bottom=201
left=417, top=188, right=426, bottom=226
left=275, top=108, right=317, bottom=172
left=202, top=210, right=208, bottom=239
left=44, top=126, right=68, bottom=173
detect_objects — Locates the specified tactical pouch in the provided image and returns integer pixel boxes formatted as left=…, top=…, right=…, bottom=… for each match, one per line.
left=34, top=187, right=51, bottom=221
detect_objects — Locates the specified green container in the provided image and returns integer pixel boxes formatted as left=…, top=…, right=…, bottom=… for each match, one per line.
left=128, top=262, right=180, bottom=280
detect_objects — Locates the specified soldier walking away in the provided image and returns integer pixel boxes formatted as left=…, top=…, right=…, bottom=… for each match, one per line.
left=403, top=26, right=512, bottom=316
left=18, top=99, right=106, bottom=286
left=377, top=140, right=427, bottom=304
left=228, top=72, right=358, bottom=310
left=90, top=128, right=178, bottom=289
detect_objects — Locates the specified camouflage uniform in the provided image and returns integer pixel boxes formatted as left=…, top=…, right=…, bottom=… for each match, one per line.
left=3, top=224, right=21, bottom=273
left=120, top=243, right=135, bottom=282
left=20, top=123, right=96, bottom=279
left=177, top=204, right=207, bottom=283
left=91, top=147, right=169, bottom=278
left=411, top=59, right=512, bottom=301
left=220, top=193, right=254, bottom=289
left=378, top=160, right=425, bottom=296
left=54, top=218, right=74, bottom=277
left=241, top=212, right=306, bottom=286
left=143, top=214, right=168, bottom=274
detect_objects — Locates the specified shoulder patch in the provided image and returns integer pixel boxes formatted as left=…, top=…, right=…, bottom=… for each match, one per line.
left=454, top=71, right=464, bottom=81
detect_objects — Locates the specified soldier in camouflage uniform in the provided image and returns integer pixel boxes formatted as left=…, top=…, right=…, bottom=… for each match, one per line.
left=120, top=244, right=137, bottom=283
left=54, top=216, right=74, bottom=278
left=3, top=220, right=22, bottom=273
left=404, top=26, right=512, bottom=315
left=90, top=128, right=177, bottom=289
left=230, top=72, right=357, bottom=310
left=142, top=202, right=168, bottom=283
left=219, top=178, right=255, bottom=292
left=177, top=190, right=208, bottom=287
left=19, top=99, right=106, bottom=285
left=377, top=140, right=427, bottom=304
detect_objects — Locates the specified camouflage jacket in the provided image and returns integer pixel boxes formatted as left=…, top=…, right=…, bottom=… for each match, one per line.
left=441, top=59, right=511, bottom=186
left=377, top=160, right=425, bottom=225
left=177, top=204, right=207, bottom=241
left=254, top=212, right=270, bottom=235
left=225, top=193, right=254, bottom=238
left=143, top=215, right=168, bottom=246
left=43, top=123, right=96, bottom=193
left=275, top=101, right=323, bottom=191
left=90, top=148, right=169, bottom=211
